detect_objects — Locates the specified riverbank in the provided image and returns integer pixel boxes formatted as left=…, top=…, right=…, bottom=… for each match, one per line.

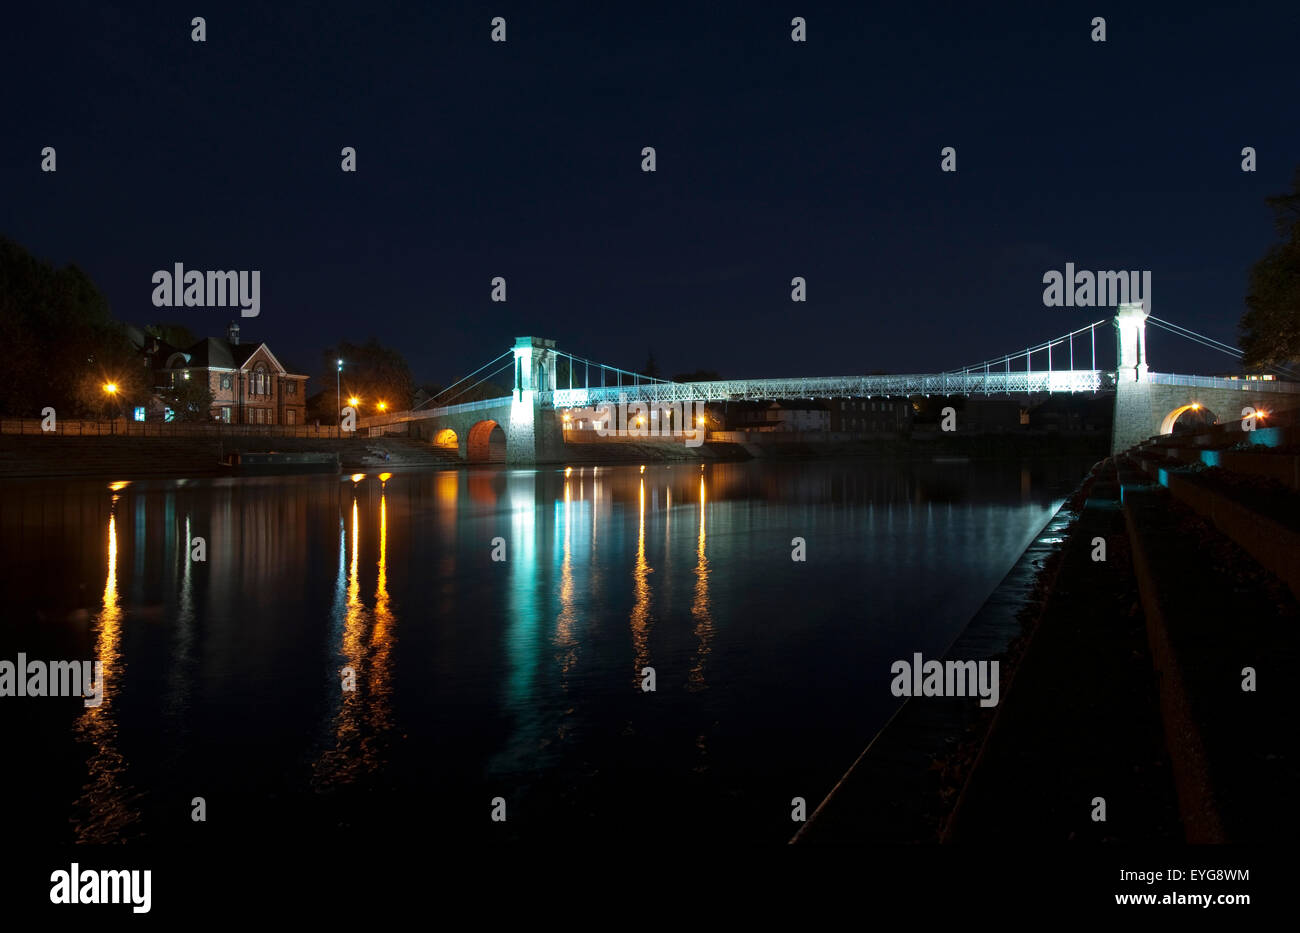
left=792, top=468, right=1100, bottom=843
left=797, top=437, right=1300, bottom=844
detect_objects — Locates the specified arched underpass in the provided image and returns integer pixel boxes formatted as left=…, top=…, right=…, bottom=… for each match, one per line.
left=433, top=428, right=459, bottom=449
left=467, top=419, right=506, bottom=462
left=1161, top=403, right=1218, bottom=435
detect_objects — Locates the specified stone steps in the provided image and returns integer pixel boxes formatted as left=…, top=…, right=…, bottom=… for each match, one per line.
left=1118, top=454, right=1300, bottom=841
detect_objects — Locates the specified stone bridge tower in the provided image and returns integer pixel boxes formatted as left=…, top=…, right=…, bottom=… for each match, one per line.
left=1111, top=302, right=1156, bottom=454
left=507, top=336, right=564, bottom=464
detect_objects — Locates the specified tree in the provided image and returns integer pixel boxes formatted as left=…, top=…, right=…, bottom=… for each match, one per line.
left=1240, top=167, right=1300, bottom=370
left=324, top=338, right=416, bottom=416
left=641, top=351, right=660, bottom=379
left=159, top=377, right=215, bottom=422
left=144, top=322, right=199, bottom=350
left=672, top=369, right=721, bottom=383
left=0, top=237, right=143, bottom=417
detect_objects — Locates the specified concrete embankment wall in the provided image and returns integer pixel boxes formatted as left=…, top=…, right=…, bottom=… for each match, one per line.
left=0, top=435, right=451, bottom=479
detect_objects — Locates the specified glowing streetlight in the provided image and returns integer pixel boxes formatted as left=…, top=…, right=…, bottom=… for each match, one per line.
left=348, top=396, right=360, bottom=408
left=103, top=383, right=120, bottom=434
left=377, top=401, right=388, bottom=412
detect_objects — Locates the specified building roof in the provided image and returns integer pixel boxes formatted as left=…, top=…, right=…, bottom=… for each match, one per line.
left=182, top=337, right=237, bottom=369
left=139, top=326, right=306, bottom=378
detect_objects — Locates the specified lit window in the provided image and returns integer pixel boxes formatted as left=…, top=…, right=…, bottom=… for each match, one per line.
left=133, top=406, right=146, bottom=422
left=164, top=407, right=175, bottom=423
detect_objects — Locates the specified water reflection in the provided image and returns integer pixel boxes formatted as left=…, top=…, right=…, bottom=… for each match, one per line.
left=313, top=484, right=398, bottom=789
left=72, top=499, right=141, bottom=842
left=164, top=511, right=197, bottom=722
left=630, top=477, right=653, bottom=683
left=554, top=475, right=578, bottom=680
left=489, top=472, right=546, bottom=775
left=0, top=455, right=1093, bottom=844
left=688, top=474, right=712, bottom=693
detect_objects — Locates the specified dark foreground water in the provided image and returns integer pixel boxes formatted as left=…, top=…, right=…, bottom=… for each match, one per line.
left=0, top=456, right=1092, bottom=845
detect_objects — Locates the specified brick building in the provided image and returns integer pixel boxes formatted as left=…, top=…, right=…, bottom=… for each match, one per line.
left=730, top=400, right=831, bottom=432
left=141, top=322, right=309, bottom=425
left=828, top=397, right=911, bottom=433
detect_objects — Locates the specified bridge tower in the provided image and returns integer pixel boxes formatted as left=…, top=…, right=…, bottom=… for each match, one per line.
left=1115, top=302, right=1150, bottom=383
left=506, top=336, right=565, bottom=464
left=1111, top=302, right=1155, bottom=454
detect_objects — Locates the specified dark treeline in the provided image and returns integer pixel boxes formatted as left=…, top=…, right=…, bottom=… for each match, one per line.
left=0, top=237, right=145, bottom=418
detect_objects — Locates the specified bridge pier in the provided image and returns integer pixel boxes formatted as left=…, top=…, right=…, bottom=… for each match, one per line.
left=504, top=337, right=565, bottom=465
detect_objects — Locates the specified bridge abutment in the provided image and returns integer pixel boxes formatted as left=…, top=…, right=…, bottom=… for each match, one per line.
left=1110, top=304, right=1293, bottom=452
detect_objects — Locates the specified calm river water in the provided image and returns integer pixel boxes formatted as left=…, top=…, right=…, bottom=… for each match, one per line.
left=1, top=456, right=1091, bottom=845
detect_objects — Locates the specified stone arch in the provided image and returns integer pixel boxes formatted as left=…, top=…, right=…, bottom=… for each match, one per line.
left=1159, top=403, right=1217, bottom=435
left=434, top=427, right=459, bottom=449
left=467, top=419, right=506, bottom=462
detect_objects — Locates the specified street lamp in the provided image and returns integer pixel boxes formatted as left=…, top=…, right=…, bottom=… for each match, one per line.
left=377, top=401, right=387, bottom=412
left=103, top=383, right=119, bottom=434
left=348, top=396, right=360, bottom=408
left=336, top=359, right=343, bottom=430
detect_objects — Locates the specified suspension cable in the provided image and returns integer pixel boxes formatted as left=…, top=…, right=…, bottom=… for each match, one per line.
left=554, top=349, right=677, bottom=386
left=1147, top=316, right=1242, bottom=355
left=416, top=350, right=513, bottom=409
left=1147, top=318, right=1297, bottom=378
left=435, top=359, right=515, bottom=407
left=946, top=320, right=1105, bottom=374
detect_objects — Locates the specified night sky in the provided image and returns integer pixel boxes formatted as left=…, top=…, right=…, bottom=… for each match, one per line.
left=5, top=1, right=1298, bottom=390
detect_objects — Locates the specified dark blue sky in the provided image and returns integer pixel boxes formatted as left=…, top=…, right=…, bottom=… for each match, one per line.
left=5, top=0, right=1298, bottom=390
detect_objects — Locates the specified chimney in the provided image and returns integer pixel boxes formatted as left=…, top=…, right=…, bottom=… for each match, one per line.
left=227, top=321, right=241, bottom=346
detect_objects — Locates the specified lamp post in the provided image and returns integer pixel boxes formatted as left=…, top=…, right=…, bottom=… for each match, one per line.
left=103, top=383, right=119, bottom=434
left=336, top=359, right=343, bottom=436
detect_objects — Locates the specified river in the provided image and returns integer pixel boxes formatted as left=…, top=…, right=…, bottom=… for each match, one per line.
left=0, top=455, right=1093, bottom=845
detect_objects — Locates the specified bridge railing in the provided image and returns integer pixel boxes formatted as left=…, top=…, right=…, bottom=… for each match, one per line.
left=357, top=395, right=511, bottom=429
left=547, top=370, right=1110, bottom=406
left=1145, top=372, right=1300, bottom=393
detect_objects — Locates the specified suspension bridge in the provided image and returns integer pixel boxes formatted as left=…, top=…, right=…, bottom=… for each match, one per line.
left=358, top=304, right=1300, bottom=463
